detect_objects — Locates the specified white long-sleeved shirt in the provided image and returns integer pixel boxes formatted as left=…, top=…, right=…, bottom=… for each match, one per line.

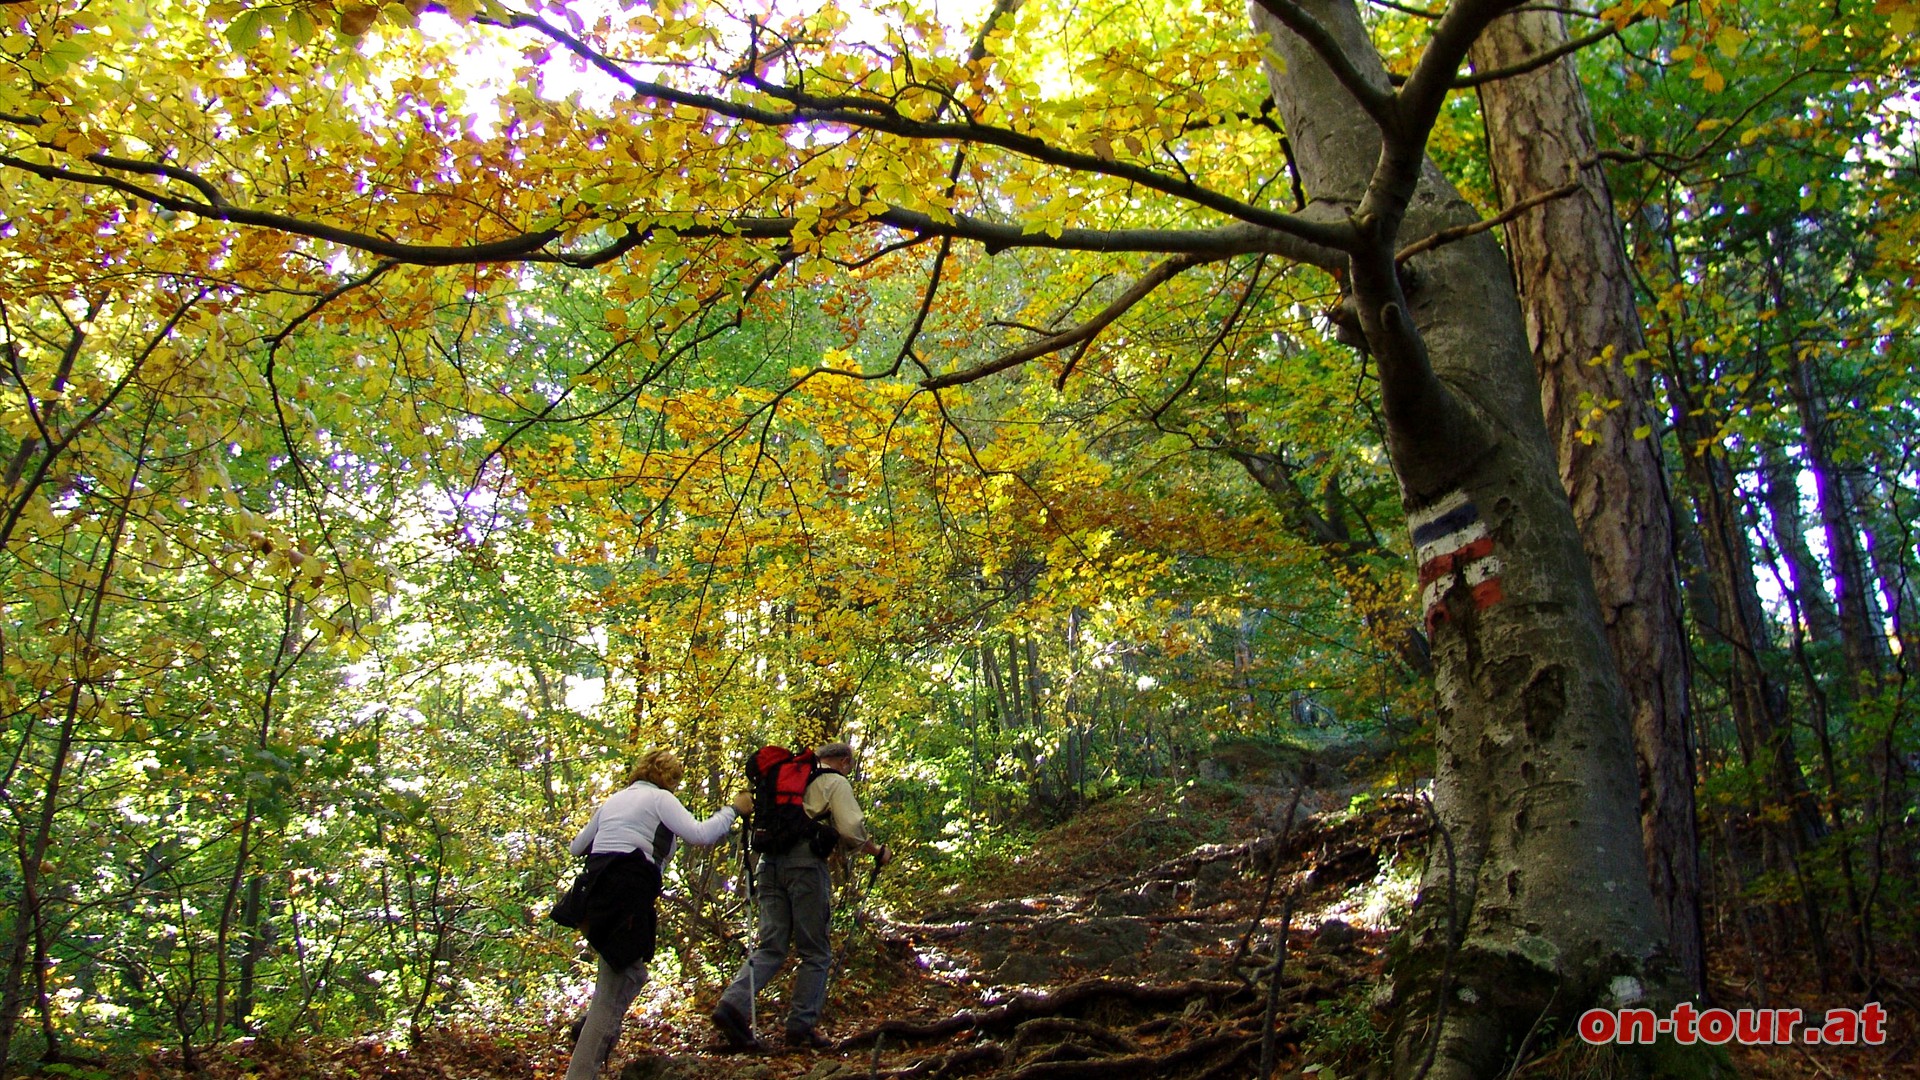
left=570, top=781, right=738, bottom=864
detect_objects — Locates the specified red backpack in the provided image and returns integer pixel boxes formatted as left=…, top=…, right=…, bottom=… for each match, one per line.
left=744, top=746, right=842, bottom=857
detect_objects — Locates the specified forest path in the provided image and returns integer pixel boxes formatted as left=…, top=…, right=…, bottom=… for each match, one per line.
left=613, top=740, right=1430, bottom=1080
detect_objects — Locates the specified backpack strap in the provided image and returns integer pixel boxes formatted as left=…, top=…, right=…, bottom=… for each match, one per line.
left=800, top=766, right=847, bottom=856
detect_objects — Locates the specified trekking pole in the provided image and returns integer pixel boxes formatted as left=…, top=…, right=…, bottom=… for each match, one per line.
left=737, top=823, right=759, bottom=1037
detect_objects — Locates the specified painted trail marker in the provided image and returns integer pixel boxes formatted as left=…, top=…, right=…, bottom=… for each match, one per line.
left=1411, top=491, right=1505, bottom=633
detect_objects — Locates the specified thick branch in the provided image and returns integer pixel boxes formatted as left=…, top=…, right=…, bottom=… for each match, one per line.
left=0, top=151, right=1348, bottom=270
left=1250, top=0, right=1397, bottom=125
left=878, top=210, right=1347, bottom=266
left=1359, top=0, right=1531, bottom=240
left=1398, top=0, right=1529, bottom=144
left=501, top=12, right=1353, bottom=249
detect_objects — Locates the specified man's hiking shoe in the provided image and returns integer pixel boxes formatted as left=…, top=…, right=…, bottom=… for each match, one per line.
left=710, top=1002, right=765, bottom=1052
left=785, top=1027, right=834, bottom=1051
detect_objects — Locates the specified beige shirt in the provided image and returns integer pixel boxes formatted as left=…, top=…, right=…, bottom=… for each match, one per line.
left=802, top=770, right=868, bottom=849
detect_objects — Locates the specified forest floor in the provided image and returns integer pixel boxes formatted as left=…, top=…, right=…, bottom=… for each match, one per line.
left=147, top=737, right=1916, bottom=1080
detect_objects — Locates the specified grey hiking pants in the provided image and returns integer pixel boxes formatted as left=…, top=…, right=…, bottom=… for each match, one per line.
left=720, top=851, right=833, bottom=1033
left=564, top=955, right=648, bottom=1080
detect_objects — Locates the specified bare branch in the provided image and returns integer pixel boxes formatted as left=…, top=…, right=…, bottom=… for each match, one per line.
left=890, top=237, right=956, bottom=377
left=886, top=208, right=1348, bottom=265
left=0, top=292, right=206, bottom=555
left=1148, top=256, right=1268, bottom=424
left=1393, top=180, right=1582, bottom=262
left=1451, top=22, right=1624, bottom=88
left=923, top=252, right=1211, bottom=390
left=1364, top=0, right=1443, bottom=18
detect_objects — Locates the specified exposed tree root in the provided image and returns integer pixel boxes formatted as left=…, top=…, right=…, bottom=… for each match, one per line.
left=877, top=1042, right=1007, bottom=1078
left=839, top=978, right=1245, bottom=1048
left=831, top=797, right=1431, bottom=1080
left=872, top=1025, right=1292, bottom=1080
left=1008, top=1016, right=1140, bottom=1056
left=998, top=1027, right=1274, bottom=1080
left=1084, top=792, right=1429, bottom=898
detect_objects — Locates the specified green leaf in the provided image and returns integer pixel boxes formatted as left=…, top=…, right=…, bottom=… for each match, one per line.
left=224, top=9, right=264, bottom=51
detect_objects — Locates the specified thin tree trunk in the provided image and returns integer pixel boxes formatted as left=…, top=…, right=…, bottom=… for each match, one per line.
left=1023, top=636, right=1044, bottom=727
left=0, top=425, right=146, bottom=1077
left=982, top=642, right=1009, bottom=728
left=1666, top=363, right=1813, bottom=825
left=232, top=875, right=268, bottom=1031
left=1761, top=442, right=1842, bottom=651
left=1862, top=472, right=1920, bottom=664
left=1666, top=357, right=1833, bottom=980
left=1004, top=637, right=1024, bottom=727
left=1772, top=239, right=1884, bottom=696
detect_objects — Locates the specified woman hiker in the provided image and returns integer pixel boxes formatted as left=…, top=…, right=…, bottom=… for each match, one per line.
left=563, top=748, right=753, bottom=1080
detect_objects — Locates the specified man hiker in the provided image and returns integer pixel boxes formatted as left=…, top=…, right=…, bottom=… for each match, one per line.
left=711, top=741, right=892, bottom=1051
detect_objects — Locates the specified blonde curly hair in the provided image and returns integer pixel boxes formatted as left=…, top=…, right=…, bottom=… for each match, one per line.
left=625, top=748, right=686, bottom=792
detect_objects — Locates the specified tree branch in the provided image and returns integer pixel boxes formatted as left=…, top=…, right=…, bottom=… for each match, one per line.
left=1394, top=179, right=1582, bottom=262
left=0, top=150, right=1349, bottom=271
left=876, top=210, right=1347, bottom=267
left=1397, top=0, right=1530, bottom=148
left=1250, top=0, right=1398, bottom=125
left=499, top=11, right=1355, bottom=248
left=921, top=253, right=1212, bottom=390
left=1451, top=22, right=1622, bottom=88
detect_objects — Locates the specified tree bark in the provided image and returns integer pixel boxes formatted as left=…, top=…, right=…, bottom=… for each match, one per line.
left=1471, top=6, right=1704, bottom=994
left=1253, top=2, right=1665, bottom=1074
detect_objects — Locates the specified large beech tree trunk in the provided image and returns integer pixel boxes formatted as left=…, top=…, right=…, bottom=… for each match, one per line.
left=1470, top=7, right=1704, bottom=993
left=1252, top=2, right=1664, bottom=1074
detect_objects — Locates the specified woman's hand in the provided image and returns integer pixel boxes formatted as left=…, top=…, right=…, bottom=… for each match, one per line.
left=731, top=790, right=754, bottom=816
